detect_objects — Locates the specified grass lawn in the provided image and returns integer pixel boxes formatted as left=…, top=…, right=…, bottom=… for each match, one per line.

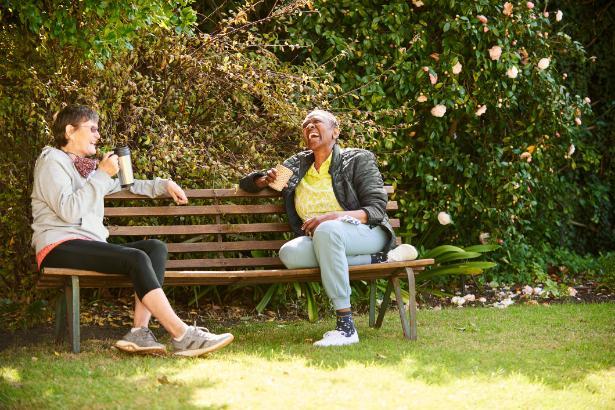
left=1, top=303, right=614, bottom=409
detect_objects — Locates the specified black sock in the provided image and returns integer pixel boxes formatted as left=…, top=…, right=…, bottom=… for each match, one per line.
left=335, top=311, right=356, bottom=337
left=371, top=252, right=386, bottom=264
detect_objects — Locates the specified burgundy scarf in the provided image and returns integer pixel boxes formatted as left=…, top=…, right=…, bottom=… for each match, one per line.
left=72, top=156, right=99, bottom=178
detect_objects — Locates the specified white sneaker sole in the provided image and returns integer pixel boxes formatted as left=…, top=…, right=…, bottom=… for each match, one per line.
left=313, top=334, right=360, bottom=347
left=114, top=340, right=166, bottom=355
left=387, top=244, right=418, bottom=262
left=174, top=333, right=234, bottom=357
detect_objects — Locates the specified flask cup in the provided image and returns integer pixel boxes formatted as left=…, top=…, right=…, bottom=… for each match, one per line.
left=114, top=146, right=134, bottom=188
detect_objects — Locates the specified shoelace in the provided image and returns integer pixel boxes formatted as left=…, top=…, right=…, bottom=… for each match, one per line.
left=141, top=328, right=159, bottom=342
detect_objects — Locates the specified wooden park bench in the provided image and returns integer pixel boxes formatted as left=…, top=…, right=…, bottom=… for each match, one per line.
left=37, top=186, right=435, bottom=352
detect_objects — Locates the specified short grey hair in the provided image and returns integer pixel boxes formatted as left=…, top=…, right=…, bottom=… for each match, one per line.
left=302, top=109, right=340, bottom=130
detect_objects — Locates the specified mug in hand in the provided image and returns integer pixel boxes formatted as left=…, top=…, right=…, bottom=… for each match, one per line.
left=114, top=146, right=134, bottom=188
left=268, top=164, right=293, bottom=191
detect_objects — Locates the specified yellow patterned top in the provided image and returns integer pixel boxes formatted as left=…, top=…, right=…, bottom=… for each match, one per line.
left=294, top=153, right=344, bottom=222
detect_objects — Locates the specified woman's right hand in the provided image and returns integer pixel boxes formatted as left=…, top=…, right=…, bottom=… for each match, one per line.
left=255, top=167, right=278, bottom=189
left=98, top=152, right=119, bottom=177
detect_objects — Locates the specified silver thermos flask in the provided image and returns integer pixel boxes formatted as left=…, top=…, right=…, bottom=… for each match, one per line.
left=114, top=146, right=134, bottom=188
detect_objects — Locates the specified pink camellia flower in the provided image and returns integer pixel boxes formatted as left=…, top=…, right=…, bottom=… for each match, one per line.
left=489, top=45, right=502, bottom=60
left=464, top=294, right=476, bottom=302
left=422, top=66, right=430, bottom=72
left=575, top=117, right=582, bottom=125
left=520, top=152, right=532, bottom=162
left=437, top=211, right=452, bottom=225
left=478, top=297, right=487, bottom=303
left=522, top=285, right=533, bottom=295
left=537, top=58, right=550, bottom=70
left=503, top=2, right=513, bottom=16
left=556, top=10, right=563, bottom=21
left=475, top=105, right=487, bottom=116
left=429, top=73, right=438, bottom=85
left=477, top=15, right=488, bottom=24
left=527, top=2, right=534, bottom=9
left=417, top=95, right=428, bottom=103
left=507, top=66, right=519, bottom=79
left=431, top=105, right=447, bottom=117
left=568, top=287, right=578, bottom=297
left=483, top=26, right=489, bottom=32
left=452, top=62, right=462, bottom=74
left=543, top=11, right=549, bottom=18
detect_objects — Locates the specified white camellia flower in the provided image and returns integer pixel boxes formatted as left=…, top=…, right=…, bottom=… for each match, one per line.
left=584, top=97, right=591, bottom=104
left=431, top=104, right=447, bottom=117
left=452, top=61, right=462, bottom=74
left=437, top=211, right=452, bottom=225
left=479, top=232, right=490, bottom=244
left=537, top=58, right=550, bottom=70
left=575, top=117, right=582, bottom=125
left=533, top=287, right=543, bottom=296
left=478, top=297, right=487, bottom=303
left=507, top=66, right=519, bottom=79
left=567, top=144, right=576, bottom=157
left=522, top=285, right=533, bottom=295
left=556, top=10, right=563, bottom=21
left=488, top=45, right=502, bottom=60
left=464, top=294, right=476, bottom=302
left=568, top=287, right=578, bottom=297
left=475, top=105, right=487, bottom=116
left=417, top=95, right=428, bottom=103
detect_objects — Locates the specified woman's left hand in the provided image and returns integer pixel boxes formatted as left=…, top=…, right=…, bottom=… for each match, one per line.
left=166, top=180, right=188, bottom=204
left=301, top=213, right=338, bottom=237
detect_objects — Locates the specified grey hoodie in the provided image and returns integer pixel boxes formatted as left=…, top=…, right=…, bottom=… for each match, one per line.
left=31, top=146, right=169, bottom=254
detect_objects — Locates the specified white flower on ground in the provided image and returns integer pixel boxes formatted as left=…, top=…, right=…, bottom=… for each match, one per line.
left=431, top=104, right=447, bottom=117
left=417, top=95, right=428, bottom=103
left=464, top=294, right=476, bottom=302
left=522, top=285, right=533, bottom=295
left=507, top=66, right=519, bottom=79
left=568, top=287, right=578, bottom=297
left=452, top=62, right=462, bottom=75
left=575, top=117, right=582, bottom=125
left=503, top=2, right=513, bottom=16
left=533, top=287, right=543, bottom=296
left=451, top=296, right=466, bottom=306
left=437, top=211, right=452, bottom=225
left=478, top=297, right=487, bottom=303
left=489, top=45, right=502, bottom=60
left=477, top=15, right=488, bottom=24
left=537, top=58, right=550, bottom=70
left=502, top=298, right=514, bottom=306
left=556, top=10, right=563, bottom=21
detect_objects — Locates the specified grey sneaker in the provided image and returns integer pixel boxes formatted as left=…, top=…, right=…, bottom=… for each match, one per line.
left=115, top=327, right=166, bottom=355
left=172, top=326, right=234, bottom=357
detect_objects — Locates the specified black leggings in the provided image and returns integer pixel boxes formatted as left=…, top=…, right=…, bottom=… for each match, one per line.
left=41, top=239, right=167, bottom=300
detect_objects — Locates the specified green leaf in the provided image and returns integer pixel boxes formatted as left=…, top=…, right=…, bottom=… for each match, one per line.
left=437, top=251, right=482, bottom=263
left=464, top=244, right=502, bottom=253
left=255, top=284, right=279, bottom=314
left=422, top=245, right=466, bottom=259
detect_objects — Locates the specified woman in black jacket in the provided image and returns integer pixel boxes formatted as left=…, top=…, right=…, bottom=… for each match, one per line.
left=240, top=109, right=416, bottom=346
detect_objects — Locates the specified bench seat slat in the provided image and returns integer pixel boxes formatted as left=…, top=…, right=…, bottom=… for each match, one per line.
left=166, top=257, right=284, bottom=269
left=108, top=219, right=400, bottom=236
left=166, top=240, right=287, bottom=253
left=37, top=259, right=433, bottom=288
left=105, top=201, right=398, bottom=217
left=105, top=186, right=395, bottom=200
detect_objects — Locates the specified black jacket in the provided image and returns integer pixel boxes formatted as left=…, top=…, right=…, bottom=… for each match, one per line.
left=239, top=144, right=396, bottom=252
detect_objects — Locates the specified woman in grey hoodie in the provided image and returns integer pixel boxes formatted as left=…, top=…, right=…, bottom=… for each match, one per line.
left=32, top=105, right=233, bottom=356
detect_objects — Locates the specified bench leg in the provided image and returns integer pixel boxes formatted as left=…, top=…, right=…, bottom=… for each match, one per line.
left=65, top=276, right=81, bottom=353
left=392, top=277, right=412, bottom=339
left=406, top=267, right=418, bottom=340
left=369, top=280, right=376, bottom=327
left=375, top=279, right=393, bottom=328
left=54, top=292, right=67, bottom=344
